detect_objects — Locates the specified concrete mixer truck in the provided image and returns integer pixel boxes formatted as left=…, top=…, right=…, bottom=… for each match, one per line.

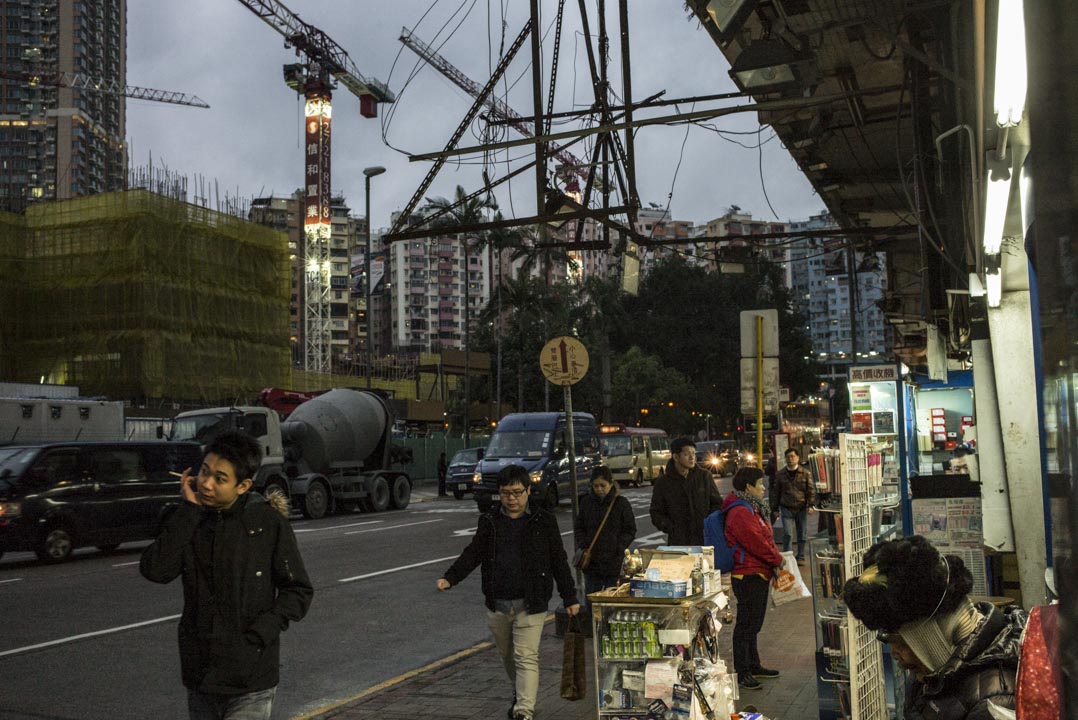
left=167, top=389, right=410, bottom=519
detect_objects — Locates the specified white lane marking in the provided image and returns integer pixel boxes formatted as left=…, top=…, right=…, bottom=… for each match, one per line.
left=112, top=560, right=140, bottom=568
left=0, top=614, right=181, bottom=658
left=632, top=530, right=667, bottom=547
left=343, top=519, right=442, bottom=535
left=338, top=554, right=460, bottom=584
left=294, top=520, right=384, bottom=533
left=634, top=513, right=650, bottom=519
left=0, top=577, right=23, bottom=585
left=452, top=527, right=477, bottom=537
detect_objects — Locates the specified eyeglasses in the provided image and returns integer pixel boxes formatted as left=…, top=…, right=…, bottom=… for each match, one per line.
left=499, top=488, right=527, bottom=498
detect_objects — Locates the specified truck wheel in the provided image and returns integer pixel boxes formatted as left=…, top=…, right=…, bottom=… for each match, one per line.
left=364, top=475, right=391, bottom=512
left=36, top=524, right=75, bottom=563
left=452, top=488, right=466, bottom=500
left=302, top=481, right=330, bottom=520
left=389, top=475, right=411, bottom=510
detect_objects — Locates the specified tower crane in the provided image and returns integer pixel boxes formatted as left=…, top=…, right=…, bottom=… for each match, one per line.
left=399, top=27, right=586, bottom=193
left=0, top=70, right=210, bottom=108
left=234, top=0, right=395, bottom=375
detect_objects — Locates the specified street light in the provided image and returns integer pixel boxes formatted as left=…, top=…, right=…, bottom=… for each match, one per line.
left=363, top=166, right=386, bottom=390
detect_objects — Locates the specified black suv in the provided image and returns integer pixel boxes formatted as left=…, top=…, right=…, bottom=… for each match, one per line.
left=0, top=441, right=203, bottom=563
left=447, top=447, right=484, bottom=499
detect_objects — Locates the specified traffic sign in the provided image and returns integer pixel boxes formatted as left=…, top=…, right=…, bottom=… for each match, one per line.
left=740, top=309, right=779, bottom=358
left=540, top=336, right=589, bottom=386
left=740, top=357, right=780, bottom=414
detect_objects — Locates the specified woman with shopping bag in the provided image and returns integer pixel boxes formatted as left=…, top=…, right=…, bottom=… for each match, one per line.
left=722, top=466, right=784, bottom=691
left=573, top=465, right=637, bottom=596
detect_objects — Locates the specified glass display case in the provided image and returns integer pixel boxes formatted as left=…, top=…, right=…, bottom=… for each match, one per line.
left=589, top=590, right=734, bottom=719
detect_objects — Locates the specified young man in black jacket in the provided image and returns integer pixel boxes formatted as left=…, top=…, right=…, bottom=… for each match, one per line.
left=436, top=464, right=580, bottom=720
left=141, top=431, right=313, bottom=720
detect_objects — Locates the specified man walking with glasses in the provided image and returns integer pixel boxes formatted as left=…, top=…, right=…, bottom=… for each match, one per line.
left=436, top=464, right=580, bottom=720
left=650, top=437, right=725, bottom=545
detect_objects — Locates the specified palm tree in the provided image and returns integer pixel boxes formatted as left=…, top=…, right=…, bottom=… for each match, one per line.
left=422, top=186, right=497, bottom=446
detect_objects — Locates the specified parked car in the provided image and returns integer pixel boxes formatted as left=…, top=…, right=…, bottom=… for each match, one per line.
left=0, top=441, right=203, bottom=563
left=448, top=447, right=484, bottom=499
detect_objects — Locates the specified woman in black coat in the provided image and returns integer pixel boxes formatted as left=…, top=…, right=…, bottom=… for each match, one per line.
left=574, top=466, right=637, bottom=596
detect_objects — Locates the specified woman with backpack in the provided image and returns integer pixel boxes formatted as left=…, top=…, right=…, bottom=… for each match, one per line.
left=722, top=466, right=784, bottom=691
left=574, top=466, right=637, bottom=596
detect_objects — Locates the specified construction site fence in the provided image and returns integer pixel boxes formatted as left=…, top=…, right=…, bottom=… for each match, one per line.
left=395, top=432, right=492, bottom=484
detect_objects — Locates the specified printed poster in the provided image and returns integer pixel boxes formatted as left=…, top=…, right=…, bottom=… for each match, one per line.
left=851, top=412, right=873, bottom=434
left=872, top=411, right=896, bottom=435
left=850, top=386, right=872, bottom=412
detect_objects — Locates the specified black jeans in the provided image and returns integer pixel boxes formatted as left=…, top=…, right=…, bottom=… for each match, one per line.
left=731, top=574, right=770, bottom=674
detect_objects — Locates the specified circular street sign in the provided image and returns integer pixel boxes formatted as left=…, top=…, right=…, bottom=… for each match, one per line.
left=539, top=336, right=589, bottom=386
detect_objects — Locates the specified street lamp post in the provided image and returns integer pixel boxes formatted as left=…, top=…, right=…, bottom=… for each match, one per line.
left=363, top=166, right=386, bottom=390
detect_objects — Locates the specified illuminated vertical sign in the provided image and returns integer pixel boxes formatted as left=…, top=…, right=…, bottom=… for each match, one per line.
left=304, top=96, right=332, bottom=233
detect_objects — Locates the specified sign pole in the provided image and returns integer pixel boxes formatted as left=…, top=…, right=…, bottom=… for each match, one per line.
left=538, top=336, right=590, bottom=594
left=564, top=384, right=580, bottom=540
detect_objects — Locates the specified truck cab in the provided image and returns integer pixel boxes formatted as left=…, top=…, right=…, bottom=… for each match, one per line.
left=168, top=406, right=287, bottom=496
left=472, top=412, right=599, bottom=512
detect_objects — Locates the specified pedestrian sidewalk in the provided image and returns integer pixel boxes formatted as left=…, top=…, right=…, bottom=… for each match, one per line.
left=299, top=584, right=820, bottom=720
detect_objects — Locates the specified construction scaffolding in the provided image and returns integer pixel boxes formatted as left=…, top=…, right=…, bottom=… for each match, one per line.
left=4, top=189, right=291, bottom=405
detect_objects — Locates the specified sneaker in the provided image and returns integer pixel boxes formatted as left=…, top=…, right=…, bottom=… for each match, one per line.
left=512, top=714, right=531, bottom=720
left=752, top=665, right=780, bottom=678
left=738, top=672, right=762, bottom=690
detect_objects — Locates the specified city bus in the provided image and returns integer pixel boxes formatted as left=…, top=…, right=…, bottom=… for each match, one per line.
left=597, top=425, right=671, bottom=487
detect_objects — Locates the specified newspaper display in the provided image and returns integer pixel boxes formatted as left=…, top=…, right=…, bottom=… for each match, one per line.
left=912, top=497, right=981, bottom=548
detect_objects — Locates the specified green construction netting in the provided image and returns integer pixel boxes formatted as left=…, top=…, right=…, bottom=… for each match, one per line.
left=8, top=190, right=290, bottom=404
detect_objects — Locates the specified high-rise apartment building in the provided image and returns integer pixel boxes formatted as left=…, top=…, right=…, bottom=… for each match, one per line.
left=786, top=212, right=889, bottom=378
left=0, top=0, right=126, bottom=211
left=384, top=230, right=491, bottom=353
left=249, top=192, right=362, bottom=371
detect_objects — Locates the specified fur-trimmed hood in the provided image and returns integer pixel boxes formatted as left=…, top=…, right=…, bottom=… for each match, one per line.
left=842, top=534, right=974, bottom=632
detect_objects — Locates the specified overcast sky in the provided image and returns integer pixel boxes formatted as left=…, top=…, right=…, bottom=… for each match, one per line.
left=126, top=0, right=824, bottom=230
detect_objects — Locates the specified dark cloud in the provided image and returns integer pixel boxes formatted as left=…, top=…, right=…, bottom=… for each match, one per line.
left=127, top=1, right=821, bottom=228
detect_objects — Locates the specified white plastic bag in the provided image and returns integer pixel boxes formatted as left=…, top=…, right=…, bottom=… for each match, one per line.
left=770, top=551, right=811, bottom=607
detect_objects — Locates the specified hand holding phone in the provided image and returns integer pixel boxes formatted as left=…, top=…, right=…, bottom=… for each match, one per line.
left=177, top=468, right=200, bottom=505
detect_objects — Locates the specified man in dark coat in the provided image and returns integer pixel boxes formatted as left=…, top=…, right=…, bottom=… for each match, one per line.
left=141, top=431, right=313, bottom=720
left=436, top=464, right=579, bottom=720
left=649, top=437, right=724, bottom=545
left=843, top=535, right=1025, bottom=720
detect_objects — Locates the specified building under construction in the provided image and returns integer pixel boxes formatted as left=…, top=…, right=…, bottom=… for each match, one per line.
left=0, top=189, right=291, bottom=407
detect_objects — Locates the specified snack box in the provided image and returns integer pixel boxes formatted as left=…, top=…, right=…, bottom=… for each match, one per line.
left=629, top=578, right=690, bottom=598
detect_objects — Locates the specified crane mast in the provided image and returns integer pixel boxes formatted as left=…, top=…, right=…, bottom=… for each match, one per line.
left=399, top=27, right=586, bottom=192
left=234, top=0, right=394, bottom=375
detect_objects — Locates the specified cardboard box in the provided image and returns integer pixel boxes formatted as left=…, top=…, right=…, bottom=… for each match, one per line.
left=629, top=579, right=690, bottom=598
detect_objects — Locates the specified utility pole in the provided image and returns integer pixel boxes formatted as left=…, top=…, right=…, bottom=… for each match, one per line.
left=364, top=166, right=386, bottom=389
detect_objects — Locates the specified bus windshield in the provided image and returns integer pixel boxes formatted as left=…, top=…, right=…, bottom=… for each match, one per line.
left=600, top=436, right=632, bottom=457
left=485, top=430, right=552, bottom=458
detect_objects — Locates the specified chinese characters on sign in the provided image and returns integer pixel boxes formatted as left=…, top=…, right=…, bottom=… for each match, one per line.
left=304, top=97, right=332, bottom=233
left=539, top=336, right=589, bottom=386
left=848, top=365, right=898, bottom=382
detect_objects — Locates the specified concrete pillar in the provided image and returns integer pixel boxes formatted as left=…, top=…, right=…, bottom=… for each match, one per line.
left=987, top=289, right=1047, bottom=607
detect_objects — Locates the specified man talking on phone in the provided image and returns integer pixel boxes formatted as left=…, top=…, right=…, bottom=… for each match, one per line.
left=141, top=431, right=313, bottom=720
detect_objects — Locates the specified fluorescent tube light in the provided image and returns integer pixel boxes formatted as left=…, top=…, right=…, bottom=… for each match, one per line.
left=994, top=0, right=1027, bottom=126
